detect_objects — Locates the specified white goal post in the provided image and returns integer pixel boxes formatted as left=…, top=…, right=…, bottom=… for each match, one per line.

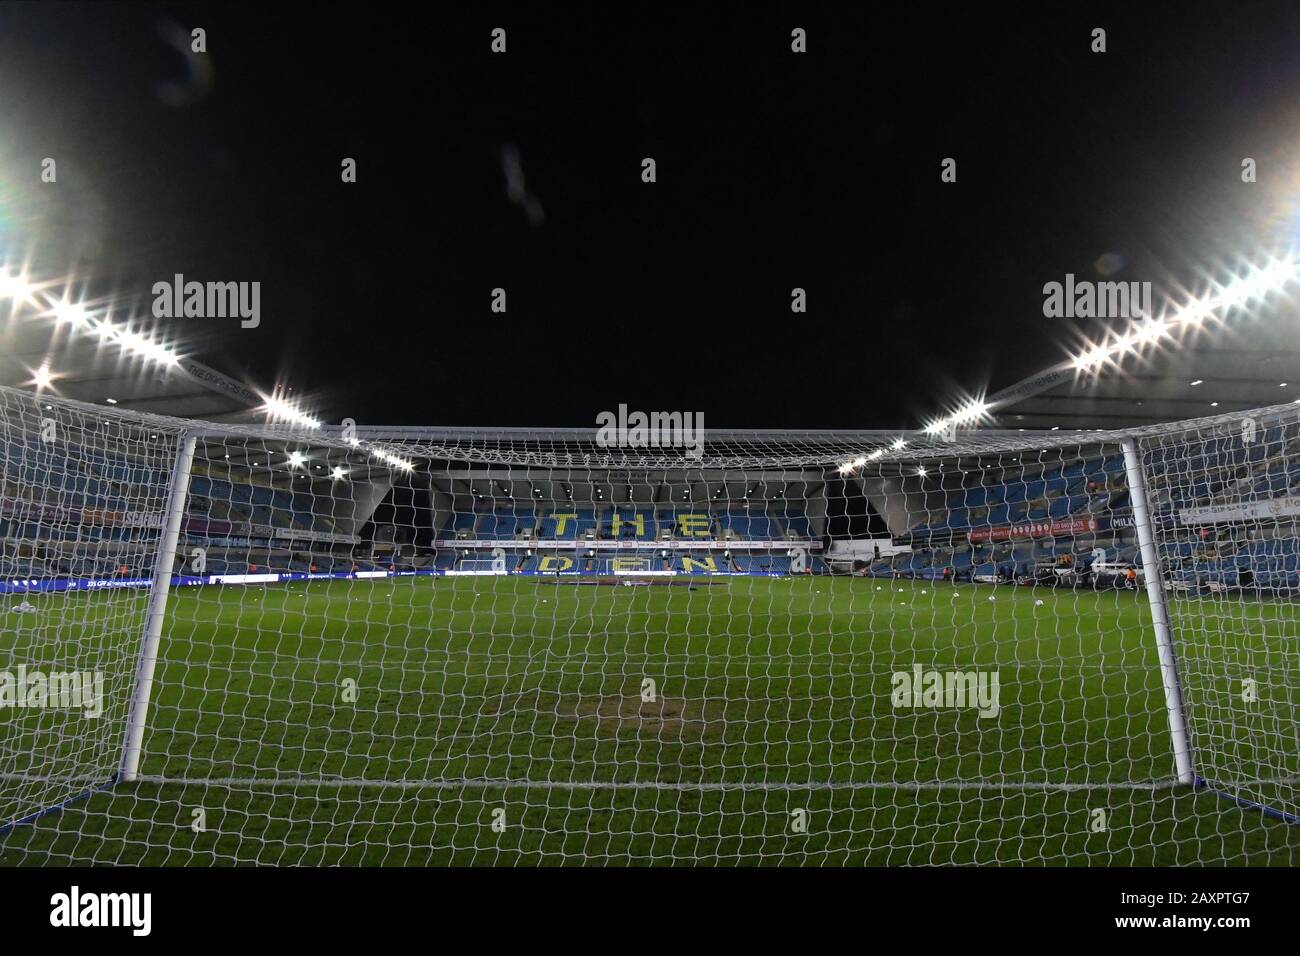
left=0, top=384, right=1296, bottom=864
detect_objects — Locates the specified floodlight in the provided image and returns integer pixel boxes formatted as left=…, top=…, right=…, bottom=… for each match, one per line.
left=0, top=273, right=35, bottom=303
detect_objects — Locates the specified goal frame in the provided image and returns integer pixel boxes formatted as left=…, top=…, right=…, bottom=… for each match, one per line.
left=4, top=386, right=1300, bottom=852
left=109, top=424, right=1208, bottom=804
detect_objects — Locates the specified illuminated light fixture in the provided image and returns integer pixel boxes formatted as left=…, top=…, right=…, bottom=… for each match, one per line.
left=925, top=396, right=991, bottom=435
left=1135, top=319, right=1166, bottom=345
left=1065, top=256, right=1300, bottom=382
left=0, top=272, right=35, bottom=303
left=51, top=300, right=92, bottom=327
left=112, top=326, right=180, bottom=366
left=38, top=293, right=183, bottom=370
left=369, top=447, right=414, bottom=472
left=953, top=398, right=990, bottom=424
left=288, top=451, right=306, bottom=468
left=262, top=393, right=321, bottom=429
left=105, top=397, right=117, bottom=404
left=837, top=454, right=870, bottom=475
left=867, top=449, right=884, bottom=460
left=1210, top=401, right=1219, bottom=407
left=916, top=466, right=927, bottom=477
left=1281, top=383, right=1288, bottom=387
left=31, top=364, right=53, bottom=389
left=1072, top=343, right=1111, bottom=371
left=892, top=438, right=907, bottom=450
left=1174, top=257, right=1300, bottom=321
left=1190, top=380, right=1203, bottom=386
left=1212, top=257, right=1298, bottom=310
left=331, top=466, right=346, bottom=480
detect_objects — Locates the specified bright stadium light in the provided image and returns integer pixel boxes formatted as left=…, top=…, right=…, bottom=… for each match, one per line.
left=31, top=363, right=53, bottom=389
left=288, top=451, right=306, bottom=468
left=29, top=288, right=184, bottom=371
left=0, top=272, right=35, bottom=304
left=954, top=398, right=990, bottom=424
left=50, top=299, right=92, bottom=327
left=838, top=453, right=870, bottom=474
left=930, top=251, right=1300, bottom=433
left=928, top=396, right=994, bottom=434
left=111, top=325, right=181, bottom=366
left=1213, top=256, right=1297, bottom=310
left=369, top=447, right=414, bottom=472
left=1135, top=318, right=1167, bottom=345
left=1072, top=256, right=1300, bottom=374
left=262, top=393, right=321, bottom=429
left=331, top=466, right=346, bottom=480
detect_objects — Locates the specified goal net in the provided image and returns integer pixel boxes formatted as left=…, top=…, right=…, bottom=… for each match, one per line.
left=1, top=384, right=1296, bottom=865
left=1132, top=409, right=1300, bottom=827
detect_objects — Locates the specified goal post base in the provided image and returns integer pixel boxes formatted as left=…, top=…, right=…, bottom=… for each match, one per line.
left=0, top=775, right=119, bottom=838
left=1194, top=778, right=1300, bottom=826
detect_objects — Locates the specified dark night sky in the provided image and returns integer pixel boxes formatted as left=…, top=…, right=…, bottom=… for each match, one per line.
left=2, top=2, right=1300, bottom=429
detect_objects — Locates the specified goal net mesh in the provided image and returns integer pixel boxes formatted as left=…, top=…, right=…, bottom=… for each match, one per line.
left=1134, top=410, right=1300, bottom=826
left=1, top=385, right=1296, bottom=864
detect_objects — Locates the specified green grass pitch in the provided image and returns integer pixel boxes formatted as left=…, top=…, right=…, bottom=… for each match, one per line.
left=2, top=575, right=1296, bottom=865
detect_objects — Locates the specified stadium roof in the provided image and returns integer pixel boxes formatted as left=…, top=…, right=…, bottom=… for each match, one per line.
left=994, top=354, right=1300, bottom=432
left=6, top=251, right=1299, bottom=440
left=0, top=326, right=249, bottom=421
left=975, top=259, right=1300, bottom=432
left=0, top=277, right=299, bottom=424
